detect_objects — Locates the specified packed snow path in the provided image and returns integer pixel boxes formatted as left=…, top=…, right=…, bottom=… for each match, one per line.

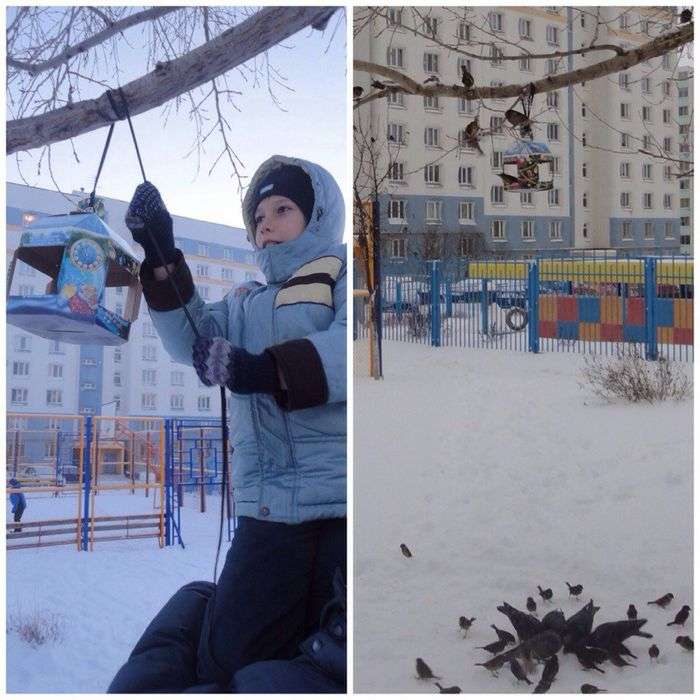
left=354, top=341, right=692, bottom=693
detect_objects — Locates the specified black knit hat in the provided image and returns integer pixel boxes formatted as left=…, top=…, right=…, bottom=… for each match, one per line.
left=252, top=165, right=315, bottom=225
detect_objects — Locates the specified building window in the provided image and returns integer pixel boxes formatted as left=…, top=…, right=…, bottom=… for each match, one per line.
left=113, top=348, right=122, bottom=363
left=388, top=162, right=404, bottom=182
left=387, top=91, right=404, bottom=107
left=458, top=166, right=474, bottom=187
left=643, top=193, right=653, bottom=209
left=490, top=46, right=503, bottom=66
left=48, top=363, right=63, bottom=378
left=582, top=192, right=589, bottom=208
left=387, top=123, right=406, bottom=145
left=48, top=340, right=63, bottom=354
left=620, top=133, right=630, bottom=149
left=641, top=77, right=651, bottom=94
left=142, top=345, right=157, bottom=362
left=680, top=198, right=690, bottom=209
left=546, top=25, right=560, bottom=45
left=680, top=234, right=690, bottom=245
left=582, top=132, right=587, bottom=147
left=681, top=216, right=690, bottom=227
left=582, top=162, right=588, bottom=178
left=387, top=8, right=402, bottom=25
left=11, top=388, right=29, bottom=405
left=142, top=368, right=157, bottom=385
left=662, top=52, right=673, bottom=70
left=142, top=321, right=156, bottom=337
left=491, top=220, right=506, bottom=241
left=424, top=127, right=440, bottom=147
left=665, top=223, right=674, bottom=239
left=581, top=103, right=587, bottom=118
left=545, top=59, right=558, bottom=76
left=489, top=116, right=504, bottom=134
left=547, top=123, right=559, bottom=141
left=458, top=97, right=475, bottom=114
left=424, top=164, right=441, bottom=185
left=642, top=106, right=652, bottom=122
left=425, top=201, right=442, bottom=222
left=621, top=222, right=633, bottom=240
left=46, top=389, right=63, bottom=406
left=663, top=137, right=672, bottom=153
left=519, top=54, right=531, bottom=72
left=619, top=72, right=630, bottom=90
left=423, top=52, right=439, bottom=73
left=521, top=220, right=535, bottom=240
left=663, top=194, right=672, bottom=209
left=220, top=268, right=236, bottom=282
left=141, top=394, right=156, bottom=411
left=491, top=151, right=503, bottom=170
left=518, top=18, right=532, bottom=39
left=195, top=264, right=209, bottom=277
left=113, top=372, right=122, bottom=386
left=662, top=80, right=672, bottom=97
left=662, top=108, right=671, bottom=125
left=424, top=16, right=439, bottom=37
left=387, top=199, right=406, bottom=221
left=490, top=185, right=505, bottom=205
left=548, top=221, right=563, bottom=241
left=548, top=189, right=560, bottom=207
left=459, top=201, right=474, bottom=222
left=552, top=157, right=561, bottom=175
left=457, top=22, right=470, bottom=40
left=170, top=394, right=184, bottom=411
left=546, top=91, right=559, bottom=108
left=620, top=103, right=631, bottom=119
left=679, top=86, right=689, bottom=98
left=171, top=371, right=184, bottom=386
left=620, top=192, right=631, bottom=209
left=198, top=396, right=211, bottom=412
left=13, top=361, right=30, bottom=376
left=582, top=222, right=589, bottom=239
left=81, top=358, right=97, bottom=366
left=520, top=190, right=533, bottom=206
left=644, top=222, right=654, bottom=240
left=14, top=335, right=31, bottom=352
left=390, top=238, right=407, bottom=258
left=197, top=244, right=208, bottom=257
left=619, top=12, right=630, bottom=30
left=80, top=382, right=96, bottom=390
left=488, top=11, right=503, bottom=32
left=423, top=94, right=440, bottom=111
left=642, top=163, right=652, bottom=180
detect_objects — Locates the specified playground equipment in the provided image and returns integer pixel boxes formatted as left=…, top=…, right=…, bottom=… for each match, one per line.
left=7, top=211, right=141, bottom=345
left=6, top=413, right=165, bottom=551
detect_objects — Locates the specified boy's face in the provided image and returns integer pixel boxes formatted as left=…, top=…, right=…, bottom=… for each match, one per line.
left=254, top=195, right=306, bottom=249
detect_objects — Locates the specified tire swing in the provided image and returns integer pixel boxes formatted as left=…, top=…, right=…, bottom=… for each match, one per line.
left=505, top=306, right=528, bottom=331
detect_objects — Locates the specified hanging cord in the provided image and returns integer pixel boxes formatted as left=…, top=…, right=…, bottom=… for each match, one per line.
left=105, top=88, right=231, bottom=585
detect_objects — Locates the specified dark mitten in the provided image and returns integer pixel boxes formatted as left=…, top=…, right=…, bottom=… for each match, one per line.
left=192, top=337, right=279, bottom=395
left=125, top=181, right=175, bottom=265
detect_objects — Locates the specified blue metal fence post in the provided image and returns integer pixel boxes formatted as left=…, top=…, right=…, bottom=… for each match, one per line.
left=445, top=280, right=452, bottom=318
left=480, top=278, right=489, bottom=335
left=81, top=416, right=92, bottom=552
left=527, top=261, right=540, bottom=354
left=164, top=418, right=172, bottom=547
left=644, top=257, right=658, bottom=360
left=430, top=260, right=441, bottom=346
left=395, top=281, right=402, bottom=319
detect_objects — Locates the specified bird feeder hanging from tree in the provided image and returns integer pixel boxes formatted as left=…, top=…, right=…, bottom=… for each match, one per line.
left=7, top=209, right=142, bottom=345
left=500, top=139, right=554, bottom=192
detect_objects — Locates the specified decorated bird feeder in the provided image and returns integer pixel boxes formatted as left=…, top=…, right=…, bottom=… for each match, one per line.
left=501, top=139, right=554, bottom=192
left=7, top=211, right=142, bottom=345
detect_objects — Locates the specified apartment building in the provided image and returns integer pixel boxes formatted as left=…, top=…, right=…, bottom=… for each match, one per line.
left=678, top=67, right=693, bottom=253
left=354, top=6, right=684, bottom=260
left=7, top=182, right=262, bottom=420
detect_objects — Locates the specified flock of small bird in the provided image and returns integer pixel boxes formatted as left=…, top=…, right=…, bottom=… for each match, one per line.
left=400, top=545, right=692, bottom=693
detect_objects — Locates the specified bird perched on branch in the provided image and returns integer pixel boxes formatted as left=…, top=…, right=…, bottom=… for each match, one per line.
left=667, top=605, right=691, bottom=627
left=505, top=108, right=533, bottom=139
left=647, top=593, right=674, bottom=608
left=463, top=119, right=483, bottom=154
left=353, top=86, right=364, bottom=100
left=371, top=80, right=387, bottom=90
left=461, top=64, right=474, bottom=90
left=400, top=543, right=412, bottom=558
left=680, top=8, right=692, bottom=24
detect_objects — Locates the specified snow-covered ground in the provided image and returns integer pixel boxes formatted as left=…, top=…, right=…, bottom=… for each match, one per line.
left=6, top=489, right=229, bottom=692
left=354, top=340, right=693, bottom=693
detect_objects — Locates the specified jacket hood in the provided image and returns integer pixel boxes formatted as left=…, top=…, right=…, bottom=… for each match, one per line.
left=242, top=155, right=345, bottom=283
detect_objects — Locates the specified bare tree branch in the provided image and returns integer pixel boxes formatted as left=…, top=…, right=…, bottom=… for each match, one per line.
left=353, top=22, right=693, bottom=106
left=7, top=7, right=179, bottom=74
left=7, top=6, right=340, bottom=154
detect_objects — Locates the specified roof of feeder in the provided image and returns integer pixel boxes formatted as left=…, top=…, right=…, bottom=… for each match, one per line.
left=503, top=139, right=553, bottom=160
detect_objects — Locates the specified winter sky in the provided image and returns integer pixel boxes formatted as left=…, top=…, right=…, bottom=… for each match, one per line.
left=6, top=7, right=347, bottom=231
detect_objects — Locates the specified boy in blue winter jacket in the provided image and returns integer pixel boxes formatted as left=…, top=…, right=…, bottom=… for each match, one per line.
left=109, top=156, right=346, bottom=693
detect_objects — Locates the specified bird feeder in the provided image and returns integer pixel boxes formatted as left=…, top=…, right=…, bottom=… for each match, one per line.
left=502, top=139, right=554, bottom=192
left=7, top=211, right=142, bottom=345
